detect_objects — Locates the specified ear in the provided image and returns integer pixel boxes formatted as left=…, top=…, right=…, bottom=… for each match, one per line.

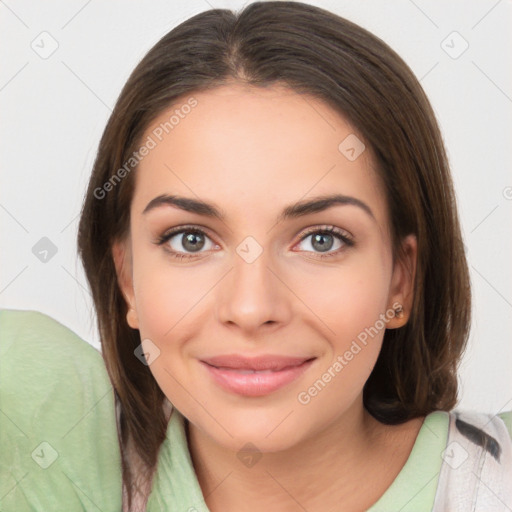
left=386, top=234, right=417, bottom=329
left=112, top=236, right=139, bottom=330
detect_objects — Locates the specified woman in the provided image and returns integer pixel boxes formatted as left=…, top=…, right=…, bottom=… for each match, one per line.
left=1, top=1, right=510, bottom=511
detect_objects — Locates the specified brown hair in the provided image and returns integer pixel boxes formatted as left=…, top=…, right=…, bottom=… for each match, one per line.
left=77, top=1, right=471, bottom=508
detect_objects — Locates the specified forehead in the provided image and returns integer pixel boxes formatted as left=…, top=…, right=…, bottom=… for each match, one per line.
left=132, top=83, right=388, bottom=228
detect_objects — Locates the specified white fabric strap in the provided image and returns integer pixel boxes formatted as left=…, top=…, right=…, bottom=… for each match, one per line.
left=432, top=410, right=512, bottom=511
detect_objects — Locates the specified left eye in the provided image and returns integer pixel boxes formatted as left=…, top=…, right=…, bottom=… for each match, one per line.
left=295, top=227, right=353, bottom=256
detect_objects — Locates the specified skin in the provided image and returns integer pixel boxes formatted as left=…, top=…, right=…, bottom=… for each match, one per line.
left=113, top=82, right=422, bottom=511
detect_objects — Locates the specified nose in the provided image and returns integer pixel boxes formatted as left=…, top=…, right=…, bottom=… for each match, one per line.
left=215, top=245, right=293, bottom=335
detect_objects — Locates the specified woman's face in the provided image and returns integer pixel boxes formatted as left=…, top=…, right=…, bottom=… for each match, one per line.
left=113, top=83, right=416, bottom=452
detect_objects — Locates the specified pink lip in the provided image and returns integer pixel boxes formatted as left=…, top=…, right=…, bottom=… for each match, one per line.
left=200, top=355, right=316, bottom=397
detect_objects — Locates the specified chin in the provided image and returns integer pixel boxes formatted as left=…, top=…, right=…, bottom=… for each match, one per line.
left=192, top=408, right=306, bottom=453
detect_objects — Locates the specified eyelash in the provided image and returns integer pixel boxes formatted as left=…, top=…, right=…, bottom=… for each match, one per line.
left=154, top=224, right=355, bottom=261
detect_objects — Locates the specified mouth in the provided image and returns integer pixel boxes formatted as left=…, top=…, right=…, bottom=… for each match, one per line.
left=200, top=354, right=315, bottom=372
left=200, top=356, right=316, bottom=397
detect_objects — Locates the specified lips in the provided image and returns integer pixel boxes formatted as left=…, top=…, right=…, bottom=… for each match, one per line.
left=200, top=356, right=316, bottom=397
left=201, top=354, right=315, bottom=372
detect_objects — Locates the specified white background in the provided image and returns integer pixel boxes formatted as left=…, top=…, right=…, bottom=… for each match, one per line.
left=1, top=0, right=511, bottom=414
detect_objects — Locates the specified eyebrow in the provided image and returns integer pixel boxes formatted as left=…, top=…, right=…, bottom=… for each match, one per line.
left=142, top=193, right=375, bottom=222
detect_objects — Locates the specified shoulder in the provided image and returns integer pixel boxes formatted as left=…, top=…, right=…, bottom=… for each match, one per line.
left=0, top=308, right=112, bottom=403
left=450, top=408, right=512, bottom=455
left=431, top=408, right=512, bottom=512
left=0, top=309, right=122, bottom=511
left=0, top=308, right=104, bottom=364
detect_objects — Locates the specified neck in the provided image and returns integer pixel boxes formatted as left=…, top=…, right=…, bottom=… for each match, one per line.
left=186, top=395, right=414, bottom=512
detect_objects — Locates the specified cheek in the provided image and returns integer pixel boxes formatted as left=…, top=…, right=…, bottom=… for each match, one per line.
left=295, top=266, right=389, bottom=413
left=130, top=224, right=218, bottom=336
left=131, top=264, right=208, bottom=404
left=133, top=265, right=207, bottom=340
left=290, top=255, right=391, bottom=337
left=289, top=254, right=391, bottom=403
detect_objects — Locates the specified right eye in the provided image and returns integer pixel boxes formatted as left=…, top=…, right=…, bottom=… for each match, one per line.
left=155, top=226, right=218, bottom=260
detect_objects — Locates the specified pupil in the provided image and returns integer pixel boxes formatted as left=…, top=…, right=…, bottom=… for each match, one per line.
left=183, top=232, right=204, bottom=252
left=312, top=233, right=333, bottom=252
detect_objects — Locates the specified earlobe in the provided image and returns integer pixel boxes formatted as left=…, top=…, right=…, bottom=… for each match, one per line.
left=112, top=238, right=139, bottom=330
left=386, top=234, right=417, bottom=329
left=126, top=307, right=139, bottom=330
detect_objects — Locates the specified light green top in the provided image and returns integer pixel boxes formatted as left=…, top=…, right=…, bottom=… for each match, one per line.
left=0, top=310, right=122, bottom=511
left=1, top=310, right=511, bottom=511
